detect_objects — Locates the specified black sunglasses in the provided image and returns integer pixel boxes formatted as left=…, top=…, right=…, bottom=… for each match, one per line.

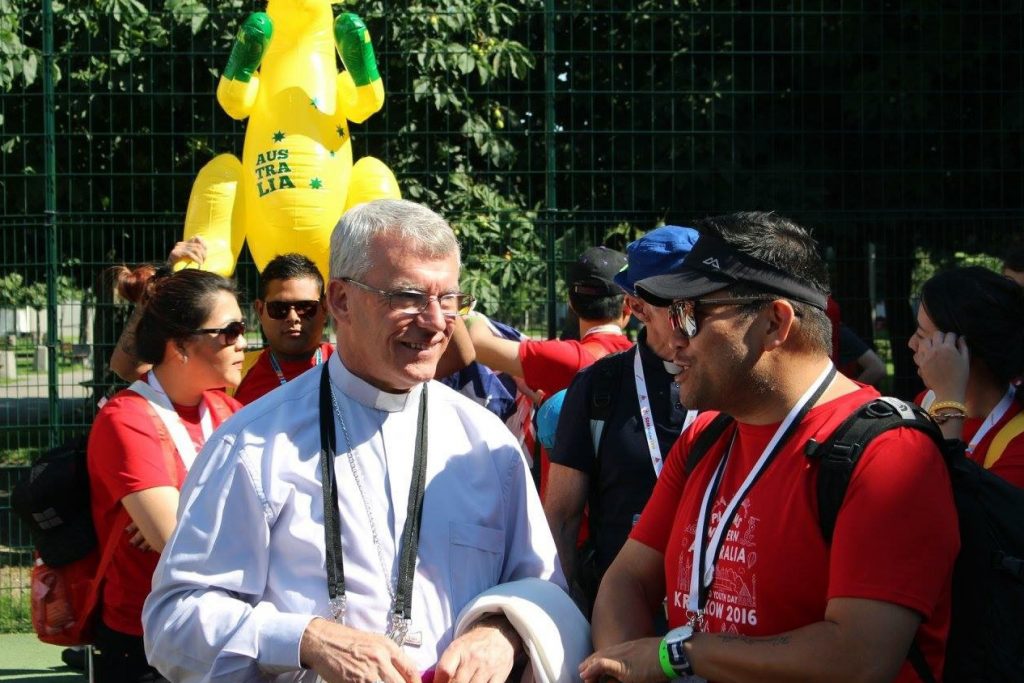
left=264, top=299, right=321, bottom=320
left=668, top=296, right=774, bottom=338
left=194, top=320, right=247, bottom=345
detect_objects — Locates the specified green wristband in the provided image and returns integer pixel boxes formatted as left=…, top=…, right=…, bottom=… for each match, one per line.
left=658, top=638, right=677, bottom=679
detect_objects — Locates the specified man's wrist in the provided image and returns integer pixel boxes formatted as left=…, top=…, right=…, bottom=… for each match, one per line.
left=471, top=614, right=523, bottom=654
left=659, top=625, right=695, bottom=678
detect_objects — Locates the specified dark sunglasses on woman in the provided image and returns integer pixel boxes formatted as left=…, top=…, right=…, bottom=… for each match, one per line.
left=194, top=320, right=247, bottom=345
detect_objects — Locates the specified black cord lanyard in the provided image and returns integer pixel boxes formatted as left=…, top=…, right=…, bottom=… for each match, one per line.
left=318, top=363, right=428, bottom=633
left=693, top=365, right=837, bottom=616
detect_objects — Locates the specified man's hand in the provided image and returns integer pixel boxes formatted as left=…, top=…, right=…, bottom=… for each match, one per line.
left=579, top=637, right=665, bottom=683
left=434, top=615, right=521, bottom=683
left=300, top=618, right=420, bottom=683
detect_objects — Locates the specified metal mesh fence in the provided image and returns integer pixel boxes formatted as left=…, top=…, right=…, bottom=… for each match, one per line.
left=0, top=1, right=1021, bottom=632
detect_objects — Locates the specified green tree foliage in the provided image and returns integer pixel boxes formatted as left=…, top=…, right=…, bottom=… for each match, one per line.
left=2, top=3, right=1021, bottom=352
left=360, top=0, right=545, bottom=321
left=2, top=0, right=545, bottom=324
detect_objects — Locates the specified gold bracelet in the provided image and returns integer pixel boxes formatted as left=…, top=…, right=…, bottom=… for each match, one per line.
left=928, top=400, right=967, bottom=418
left=931, top=411, right=966, bottom=425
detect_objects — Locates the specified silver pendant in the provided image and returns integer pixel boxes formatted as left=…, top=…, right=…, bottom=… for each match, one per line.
left=387, top=615, right=422, bottom=648
left=328, top=595, right=347, bottom=624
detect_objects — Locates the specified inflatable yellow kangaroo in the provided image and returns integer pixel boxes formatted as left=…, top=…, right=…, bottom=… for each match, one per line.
left=179, top=2, right=399, bottom=279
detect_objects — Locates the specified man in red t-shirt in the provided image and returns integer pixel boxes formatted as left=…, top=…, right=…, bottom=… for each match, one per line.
left=233, top=253, right=334, bottom=404
left=468, top=246, right=633, bottom=495
left=580, top=212, right=958, bottom=683
left=467, top=246, right=633, bottom=397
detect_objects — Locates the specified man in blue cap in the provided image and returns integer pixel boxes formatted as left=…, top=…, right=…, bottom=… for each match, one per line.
left=543, top=226, right=699, bottom=616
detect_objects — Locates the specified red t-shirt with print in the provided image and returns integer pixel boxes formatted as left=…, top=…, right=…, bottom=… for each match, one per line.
left=632, top=386, right=958, bottom=682
left=87, top=386, right=240, bottom=635
left=518, top=332, right=632, bottom=396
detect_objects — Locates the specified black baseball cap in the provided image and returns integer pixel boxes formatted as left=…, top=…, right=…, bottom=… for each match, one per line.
left=567, top=246, right=628, bottom=297
left=636, top=233, right=828, bottom=310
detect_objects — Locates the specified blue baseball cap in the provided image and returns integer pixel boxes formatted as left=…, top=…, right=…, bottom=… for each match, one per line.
left=612, top=225, right=701, bottom=295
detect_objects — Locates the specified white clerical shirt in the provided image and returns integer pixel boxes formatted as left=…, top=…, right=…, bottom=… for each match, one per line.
left=143, top=354, right=565, bottom=682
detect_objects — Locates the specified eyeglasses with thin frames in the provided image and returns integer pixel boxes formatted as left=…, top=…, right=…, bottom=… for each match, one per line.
left=193, top=320, right=247, bottom=345
left=668, top=296, right=774, bottom=338
left=341, top=277, right=476, bottom=318
left=264, top=300, right=322, bottom=320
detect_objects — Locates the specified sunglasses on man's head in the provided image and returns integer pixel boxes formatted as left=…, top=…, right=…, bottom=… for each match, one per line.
left=668, top=296, right=774, bottom=338
left=194, top=320, right=247, bottom=345
left=264, top=299, right=321, bottom=320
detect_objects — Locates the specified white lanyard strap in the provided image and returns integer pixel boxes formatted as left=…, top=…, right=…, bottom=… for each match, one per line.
left=633, top=350, right=694, bottom=477
left=686, top=362, right=836, bottom=617
left=129, top=373, right=212, bottom=471
left=967, top=385, right=1016, bottom=454
left=633, top=350, right=666, bottom=476
left=269, top=346, right=323, bottom=386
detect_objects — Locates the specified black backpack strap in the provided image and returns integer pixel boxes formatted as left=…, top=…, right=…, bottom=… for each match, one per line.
left=684, top=413, right=734, bottom=474
left=805, top=397, right=941, bottom=543
left=589, top=349, right=627, bottom=423
left=805, top=397, right=943, bottom=683
left=588, top=349, right=630, bottom=455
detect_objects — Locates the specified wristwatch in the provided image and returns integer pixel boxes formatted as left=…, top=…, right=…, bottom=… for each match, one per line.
left=659, top=624, right=695, bottom=679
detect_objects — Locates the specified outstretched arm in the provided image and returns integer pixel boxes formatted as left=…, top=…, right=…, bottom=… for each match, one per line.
left=465, top=313, right=525, bottom=377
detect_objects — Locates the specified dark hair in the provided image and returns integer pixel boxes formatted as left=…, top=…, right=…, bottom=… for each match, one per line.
left=258, top=253, right=324, bottom=300
left=1003, top=244, right=1024, bottom=273
left=114, top=266, right=239, bottom=365
left=920, top=266, right=1024, bottom=386
left=569, top=291, right=624, bottom=322
left=694, top=211, right=832, bottom=355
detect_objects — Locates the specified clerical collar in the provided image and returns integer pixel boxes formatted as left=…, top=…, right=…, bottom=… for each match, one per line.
left=328, top=354, right=423, bottom=413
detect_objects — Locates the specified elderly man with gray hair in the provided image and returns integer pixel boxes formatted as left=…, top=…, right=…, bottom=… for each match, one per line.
left=143, top=199, right=566, bottom=683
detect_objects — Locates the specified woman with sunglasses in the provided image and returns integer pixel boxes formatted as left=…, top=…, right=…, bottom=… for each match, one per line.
left=88, top=266, right=246, bottom=681
left=909, top=265, right=1024, bottom=488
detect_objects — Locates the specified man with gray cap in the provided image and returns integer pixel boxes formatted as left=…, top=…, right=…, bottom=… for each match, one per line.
left=467, top=246, right=633, bottom=398
left=581, top=212, right=957, bottom=683
left=543, top=226, right=699, bottom=614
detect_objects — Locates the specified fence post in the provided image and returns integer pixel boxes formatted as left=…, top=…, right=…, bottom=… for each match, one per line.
left=0, top=349, right=15, bottom=380
left=43, top=0, right=60, bottom=446
left=543, top=0, right=557, bottom=339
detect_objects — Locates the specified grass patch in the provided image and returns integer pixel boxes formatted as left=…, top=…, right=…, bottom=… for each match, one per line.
left=0, top=565, right=31, bottom=633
